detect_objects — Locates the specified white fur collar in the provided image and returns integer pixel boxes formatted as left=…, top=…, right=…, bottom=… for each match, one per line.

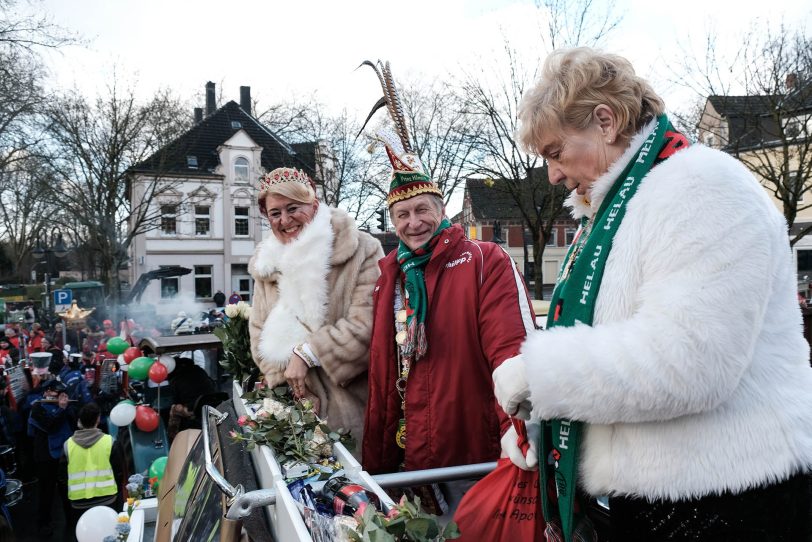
left=566, top=119, right=658, bottom=220
left=254, top=205, right=334, bottom=369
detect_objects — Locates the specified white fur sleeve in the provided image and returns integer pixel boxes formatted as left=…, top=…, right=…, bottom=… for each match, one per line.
left=521, top=149, right=785, bottom=424
left=257, top=301, right=310, bottom=371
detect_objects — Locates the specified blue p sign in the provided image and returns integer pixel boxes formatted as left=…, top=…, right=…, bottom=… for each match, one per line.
left=53, top=289, right=72, bottom=306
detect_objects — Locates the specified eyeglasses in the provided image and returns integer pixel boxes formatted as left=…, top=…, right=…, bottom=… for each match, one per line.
left=265, top=202, right=314, bottom=222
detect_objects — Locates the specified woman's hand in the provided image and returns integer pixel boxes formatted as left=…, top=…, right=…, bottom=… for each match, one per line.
left=284, top=354, right=310, bottom=398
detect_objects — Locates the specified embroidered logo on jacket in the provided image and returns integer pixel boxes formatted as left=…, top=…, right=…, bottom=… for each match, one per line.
left=445, top=251, right=472, bottom=269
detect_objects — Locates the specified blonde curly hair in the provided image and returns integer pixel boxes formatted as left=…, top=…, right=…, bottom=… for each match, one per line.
left=517, top=47, right=665, bottom=155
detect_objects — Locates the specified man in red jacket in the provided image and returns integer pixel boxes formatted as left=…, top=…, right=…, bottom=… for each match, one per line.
left=360, top=69, right=536, bottom=514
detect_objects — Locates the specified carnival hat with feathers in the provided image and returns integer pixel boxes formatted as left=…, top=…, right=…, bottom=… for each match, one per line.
left=358, top=60, right=442, bottom=207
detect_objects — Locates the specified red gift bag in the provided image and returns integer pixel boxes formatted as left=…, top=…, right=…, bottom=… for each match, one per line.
left=453, top=420, right=546, bottom=541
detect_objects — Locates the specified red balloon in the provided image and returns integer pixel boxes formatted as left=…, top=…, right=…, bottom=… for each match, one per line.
left=123, top=347, right=143, bottom=363
left=148, top=361, right=168, bottom=384
left=135, top=405, right=159, bottom=432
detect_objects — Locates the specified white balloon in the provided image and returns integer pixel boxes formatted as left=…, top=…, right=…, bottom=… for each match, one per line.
left=159, top=354, right=176, bottom=374
left=109, top=402, right=136, bottom=426
left=76, top=505, right=118, bottom=542
left=117, top=354, right=129, bottom=372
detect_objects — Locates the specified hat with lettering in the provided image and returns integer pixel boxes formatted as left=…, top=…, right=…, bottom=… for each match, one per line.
left=358, top=60, right=442, bottom=208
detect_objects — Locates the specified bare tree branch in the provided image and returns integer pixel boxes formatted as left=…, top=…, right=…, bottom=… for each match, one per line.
left=682, top=25, right=812, bottom=246
left=41, top=78, right=192, bottom=300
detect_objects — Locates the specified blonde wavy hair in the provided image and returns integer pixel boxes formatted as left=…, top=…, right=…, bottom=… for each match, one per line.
left=517, top=47, right=665, bottom=155
left=257, top=171, right=317, bottom=216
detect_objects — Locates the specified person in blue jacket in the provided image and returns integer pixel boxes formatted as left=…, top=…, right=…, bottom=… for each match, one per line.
left=58, top=355, right=93, bottom=406
left=28, top=378, right=76, bottom=536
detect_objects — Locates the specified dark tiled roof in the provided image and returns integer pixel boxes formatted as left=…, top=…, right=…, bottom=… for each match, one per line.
left=130, top=101, right=317, bottom=178
left=466, top=178, right=522, bottom=221
left=290, top=142, right=316, bottom=175
left=708, top=95, right=776, bottom=118
left=708, top=82, right=812, bottom=151
left=779, top=80, right=812, bottom=112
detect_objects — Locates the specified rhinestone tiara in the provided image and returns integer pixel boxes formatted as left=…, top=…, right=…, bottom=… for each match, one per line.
left=258, top=167, right=313, bottom=192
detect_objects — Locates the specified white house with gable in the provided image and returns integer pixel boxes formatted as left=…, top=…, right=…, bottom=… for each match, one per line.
left=127, top=83, right=325, bottom=312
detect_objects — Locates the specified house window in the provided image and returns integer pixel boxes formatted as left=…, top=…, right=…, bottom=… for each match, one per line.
left=545, top=228, right=558, bottom=247
left=234, top=157, right=249, bottom=183
left=231, top=121, right=242, bottom=129
left=565, top=228, right=576, bottom=245
left=187, top=155, right=198, bottom=169
left=194, top=265, right=212, bottom=299
left=160, top=204, right=177, bottom=235
left=160, top=277, right=178, bottom=299
left=798, top=250, right=812, bottom=277
left=234, top=206, right=249, bottom=236
left=195, top=205, right=210, bottom=236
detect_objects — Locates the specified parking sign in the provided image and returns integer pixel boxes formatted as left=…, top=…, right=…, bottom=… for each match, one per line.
left=53, top=289, right=72, bottom=312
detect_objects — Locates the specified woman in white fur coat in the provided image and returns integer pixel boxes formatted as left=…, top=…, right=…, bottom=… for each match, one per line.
left=248, top=167, right=383, bottom=451
left=493, top=48, right=812, bottom=540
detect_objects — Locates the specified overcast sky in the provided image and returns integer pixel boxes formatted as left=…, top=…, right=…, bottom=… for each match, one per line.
left=32, top=0, right=812, bottom=113
left=23, top=0, right=812, bottom=214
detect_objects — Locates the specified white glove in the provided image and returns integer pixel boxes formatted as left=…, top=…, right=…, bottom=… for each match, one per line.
left=500, top=423, right=538, bottom=471
left=493, top=354, right=531, bottom=420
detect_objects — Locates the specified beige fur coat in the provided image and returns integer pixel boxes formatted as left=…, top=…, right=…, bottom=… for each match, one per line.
left=248, top=205, right=383, bottom=452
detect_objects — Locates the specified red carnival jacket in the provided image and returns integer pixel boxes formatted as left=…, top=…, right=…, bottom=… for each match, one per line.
left=362, top=225, right=535, bottom=473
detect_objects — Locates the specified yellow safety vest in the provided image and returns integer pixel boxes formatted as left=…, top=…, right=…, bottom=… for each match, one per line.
left=66, top=434, right=117, bottom=501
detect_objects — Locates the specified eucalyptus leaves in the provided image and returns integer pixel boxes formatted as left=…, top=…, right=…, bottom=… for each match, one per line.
left=214, top=301, right=260, bottom=389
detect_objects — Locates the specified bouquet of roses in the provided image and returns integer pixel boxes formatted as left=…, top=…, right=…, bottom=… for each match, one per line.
left=231, top=385, right=354, bottom=464
left=214, top=301, right=260, bottom=389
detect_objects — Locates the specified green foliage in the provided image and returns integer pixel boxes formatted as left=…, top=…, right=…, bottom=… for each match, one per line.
left=241, top=384, right=293, bottom=405
left=232, top=386, right=355, bottom=464
left=349, top=496, right=460, bottom=542
left=214, top=306, right=259, bottom=387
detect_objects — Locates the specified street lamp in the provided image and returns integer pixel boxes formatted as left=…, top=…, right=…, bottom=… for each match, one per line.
left=32, top=231, right=69, bottom=318
left=32, top=233, right=68, bottom=260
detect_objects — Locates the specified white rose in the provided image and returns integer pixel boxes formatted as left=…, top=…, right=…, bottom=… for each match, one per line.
left=308, top=426, right=333, bottom=457
left=224, top=304, right=239, bottom=318
left=240, top=303, right=252, bottom=319
left=260, top=397, right=289, bottom=417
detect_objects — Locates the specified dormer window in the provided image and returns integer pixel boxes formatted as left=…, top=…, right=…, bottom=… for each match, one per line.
left=187, top=155, right=198, bottom=169
left=234, top=157, right=249, bottom=183
left=231, top=121, right=242, bottom=129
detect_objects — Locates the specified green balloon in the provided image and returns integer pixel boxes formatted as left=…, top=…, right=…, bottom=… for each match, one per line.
left=107, top=337, right=129, bottom=355
left=128, top=356, right=155, bottom=380
left=149, top=456, right=168, bottom=481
